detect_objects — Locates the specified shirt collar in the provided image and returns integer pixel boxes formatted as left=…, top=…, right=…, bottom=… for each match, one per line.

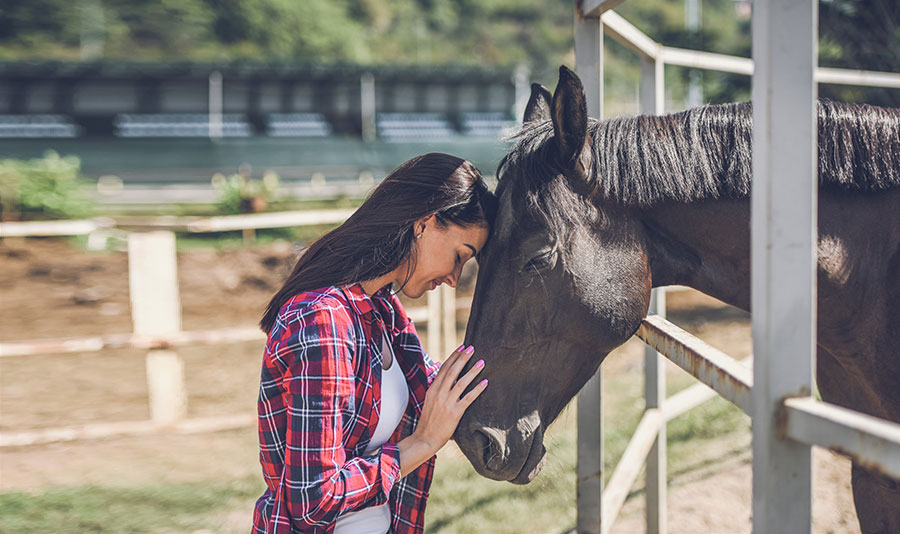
left=342, top=282, right=379, bottom=318
left=342, top=282, right=411, bottom=336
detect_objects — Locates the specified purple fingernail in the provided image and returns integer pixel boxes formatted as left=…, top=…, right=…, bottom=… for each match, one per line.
left=475, top=359, right=484, bottom=368
left=480, top=379, right=489, bottom=387
left=456, top=344, right=465, bottom=352
left=465, top=346, right=475, bottom=354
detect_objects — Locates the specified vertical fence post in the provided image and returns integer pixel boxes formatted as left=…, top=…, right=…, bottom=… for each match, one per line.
left=208, top=70, right=223, bottom=140
left=361, top=73, right=376, bottom=142
left=751, top=0, right=817, bottom=532
left=644, top=289, right=667, bottom=534
left=441, top=285, right=457, bottom=358
left=128, top=231, right=187, bottom=426
left=427, top=287, right=442, bottom=359
left=575, top=7, right=604, bottom=534
left=641, top=54, right=667, bottom=534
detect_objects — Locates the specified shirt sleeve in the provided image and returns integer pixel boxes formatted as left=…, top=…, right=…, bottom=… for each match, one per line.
left=271, top=302, right=402, bottom=529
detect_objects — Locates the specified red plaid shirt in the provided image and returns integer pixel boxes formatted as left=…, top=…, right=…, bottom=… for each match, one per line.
left=253, top=283, right=441, bottom=534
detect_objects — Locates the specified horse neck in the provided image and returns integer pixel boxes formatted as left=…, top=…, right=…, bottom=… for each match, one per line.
left=641, top=198, right=752, bottom=311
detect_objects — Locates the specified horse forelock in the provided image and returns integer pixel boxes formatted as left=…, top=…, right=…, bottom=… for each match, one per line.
left=498, top=120, right=596, bottom=236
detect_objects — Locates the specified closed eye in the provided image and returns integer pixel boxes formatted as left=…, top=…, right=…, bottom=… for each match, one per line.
left=524, top=249, right=557, bottom=273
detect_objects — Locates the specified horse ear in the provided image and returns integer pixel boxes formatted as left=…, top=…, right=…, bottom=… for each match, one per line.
left=523, top=83, right=552, bottom=123
left=551, top=66, right=591, bottom=179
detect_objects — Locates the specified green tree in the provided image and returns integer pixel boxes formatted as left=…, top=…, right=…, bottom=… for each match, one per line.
left=819, top=0, right=900, bottom=107
left=207, top=0, right=367, bottom=61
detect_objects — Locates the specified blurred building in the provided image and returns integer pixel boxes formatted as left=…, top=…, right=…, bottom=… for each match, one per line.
left=0, top=61, right=517, bottom=140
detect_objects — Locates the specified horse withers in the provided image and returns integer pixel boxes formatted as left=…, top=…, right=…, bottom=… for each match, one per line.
left=454, top=66, right=900, bottom=532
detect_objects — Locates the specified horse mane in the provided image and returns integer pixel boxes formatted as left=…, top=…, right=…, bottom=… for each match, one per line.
left=499, top=99, right=900, bottom=209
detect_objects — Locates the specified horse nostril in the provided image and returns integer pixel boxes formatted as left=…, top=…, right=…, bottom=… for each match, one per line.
left=474, top=427, right=507, bottom=472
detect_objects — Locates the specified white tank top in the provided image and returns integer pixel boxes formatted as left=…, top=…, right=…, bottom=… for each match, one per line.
left=334, top=333, right=409, bottom=534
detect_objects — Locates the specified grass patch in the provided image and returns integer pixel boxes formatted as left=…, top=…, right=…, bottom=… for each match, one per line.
left=427, top=363, right=750, bottom=534
left=0, top=357, right=750, bottom=534
left=0, top=477, right=264, bottom=534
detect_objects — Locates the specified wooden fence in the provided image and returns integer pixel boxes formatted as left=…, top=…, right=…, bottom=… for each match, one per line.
left=0, top=210, right=464, bottom=447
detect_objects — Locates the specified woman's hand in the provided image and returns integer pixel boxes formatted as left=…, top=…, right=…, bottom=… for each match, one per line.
left=398, top=345, right=487, bottom=476
left=415, top=345, right=488, bottom=452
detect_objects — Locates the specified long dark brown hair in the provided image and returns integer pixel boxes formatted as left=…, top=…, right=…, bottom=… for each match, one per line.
left=260, top=153, right=497, bottom=333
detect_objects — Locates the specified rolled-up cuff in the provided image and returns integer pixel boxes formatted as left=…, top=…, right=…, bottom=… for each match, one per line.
left=379, top=442, right=402, bottom=496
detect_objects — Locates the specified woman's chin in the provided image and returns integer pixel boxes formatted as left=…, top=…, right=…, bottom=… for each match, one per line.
left=400, top=285, right=427, bottom=299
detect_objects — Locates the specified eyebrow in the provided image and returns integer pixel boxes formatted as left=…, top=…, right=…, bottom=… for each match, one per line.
left=464, top=243, right=478, bottom=259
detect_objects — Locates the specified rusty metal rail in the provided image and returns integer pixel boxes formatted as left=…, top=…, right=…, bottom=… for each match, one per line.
left=783, top=397, right=900, bottom=480
left=636, top=314, right=753, bottom=414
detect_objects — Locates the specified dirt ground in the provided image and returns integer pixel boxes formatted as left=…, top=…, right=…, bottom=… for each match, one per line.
left=0, top=238, right=859, bottom=533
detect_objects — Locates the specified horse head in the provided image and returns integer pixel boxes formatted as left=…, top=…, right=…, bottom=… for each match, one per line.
left=453, top=66, right=653, bottom=483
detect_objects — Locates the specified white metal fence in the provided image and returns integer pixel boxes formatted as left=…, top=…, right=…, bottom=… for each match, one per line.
left=0, top=210, right=463, bottom=447
left=574, top=3, right=900, bottom=534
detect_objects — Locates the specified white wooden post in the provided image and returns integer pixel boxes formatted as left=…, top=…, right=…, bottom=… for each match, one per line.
left=208, top=71, right=223, bottom=140
left=128, top=231, right=187, bottom=426
left=361, top=73, right=376, bottom=142
left=425, top=286, right=456, bottom=360
left=575, top=9, right=604, bottom=534
left=751, top=0, right=817, bottom=532
left=427, top=287, right=442, bottom=358
left=641, top=55, right=667, bottom=534
left=644, top=289, right=667, bottom=534
left=441, top=285, right=457, bottom=358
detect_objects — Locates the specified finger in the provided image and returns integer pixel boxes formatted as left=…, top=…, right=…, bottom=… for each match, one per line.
left=432, top=344, right=466, bottom=389
left=459, top=378, right=489, bottom=406
left=449, top=346, right=476, bottom=378
left=450, top=358, right=484, bottom=397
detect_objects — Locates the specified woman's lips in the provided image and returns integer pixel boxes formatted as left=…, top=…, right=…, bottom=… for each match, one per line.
left=430, top=279, right=438, bottom=290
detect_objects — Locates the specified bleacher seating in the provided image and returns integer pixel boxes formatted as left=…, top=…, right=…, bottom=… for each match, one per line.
left=0, top=115, right=80, bottom=138
left=266, top=113, right=332, bottom=137
left=114, top=114, right=252, bottom=137
left=376, top=113, right=458, bottom=142
left=460, top=112, right=515, bottom=138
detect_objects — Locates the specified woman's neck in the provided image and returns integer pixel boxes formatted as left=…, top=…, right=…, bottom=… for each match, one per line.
left=360, top=265, right=404, bottom=295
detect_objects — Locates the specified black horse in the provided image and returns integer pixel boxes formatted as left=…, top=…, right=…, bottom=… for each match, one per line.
left=454, top=66, right=900, bottom=532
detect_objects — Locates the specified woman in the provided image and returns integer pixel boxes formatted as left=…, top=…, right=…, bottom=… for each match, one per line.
left=253, top=153, right=498, bottom=534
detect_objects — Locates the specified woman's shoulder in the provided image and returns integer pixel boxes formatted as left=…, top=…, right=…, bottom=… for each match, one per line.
left=273, top=286, right=356, bottom=333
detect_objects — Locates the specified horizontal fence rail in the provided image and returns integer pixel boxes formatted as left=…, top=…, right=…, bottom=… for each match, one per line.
left=0, top=209, right=358, bottom=237
left=0, top=298, right=473, bottom=358
left=0, top=414, right=256, bottom=448
left=783, top=397, right=900, bottom=480
left=599, top=9, right=900, bottom=88
left=637, top=314, right=900, bottom=477
left=637, top=314, right=753, bottom=414
left=0, top=218, right=115, bottom=237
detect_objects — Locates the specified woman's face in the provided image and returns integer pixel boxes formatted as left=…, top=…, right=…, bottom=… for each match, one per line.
left=400, top=216, right=489, bottom=299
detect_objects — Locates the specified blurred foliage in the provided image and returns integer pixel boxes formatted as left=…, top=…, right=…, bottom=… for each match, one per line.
left=0, top=0, right=895, bottom=108
left=0, top=151, right=94, bottom=221
left=212, top=169, right=282, bottom=214
left=819, top=0, right=900, bottom=107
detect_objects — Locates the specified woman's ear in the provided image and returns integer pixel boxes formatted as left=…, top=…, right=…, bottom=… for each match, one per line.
left=416, top=214, right=435, bottom=236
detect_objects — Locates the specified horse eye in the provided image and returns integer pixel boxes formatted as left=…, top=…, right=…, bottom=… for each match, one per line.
left=525, top=250, right=557, bottom=272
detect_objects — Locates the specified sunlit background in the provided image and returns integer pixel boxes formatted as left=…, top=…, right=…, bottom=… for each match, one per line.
left=1, top=1, right=896, bottom=532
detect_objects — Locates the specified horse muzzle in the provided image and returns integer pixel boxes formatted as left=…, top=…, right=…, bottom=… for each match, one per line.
left=455, top=412, right=547, bottom=484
